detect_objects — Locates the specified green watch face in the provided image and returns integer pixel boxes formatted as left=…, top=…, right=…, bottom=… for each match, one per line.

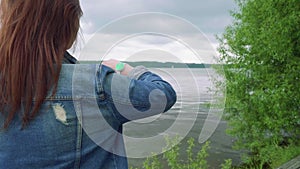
left=116, top=62, right=125, bottom=71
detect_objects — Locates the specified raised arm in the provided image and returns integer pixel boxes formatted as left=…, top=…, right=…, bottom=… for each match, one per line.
left=102, top=59, right=177, bottom=124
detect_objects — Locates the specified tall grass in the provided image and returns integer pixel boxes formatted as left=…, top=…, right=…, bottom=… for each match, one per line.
left=130, top=137, right=232, bottom=169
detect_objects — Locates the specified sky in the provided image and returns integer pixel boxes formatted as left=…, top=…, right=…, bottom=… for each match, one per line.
left=72, top=0, right=237, bottom=63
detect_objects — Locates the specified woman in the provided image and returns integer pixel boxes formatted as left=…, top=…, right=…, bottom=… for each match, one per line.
left=0, top=0, right=176, bottom=169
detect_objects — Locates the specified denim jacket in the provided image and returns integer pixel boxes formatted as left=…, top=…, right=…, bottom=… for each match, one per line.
left=0, top=52, right=177, bottom=169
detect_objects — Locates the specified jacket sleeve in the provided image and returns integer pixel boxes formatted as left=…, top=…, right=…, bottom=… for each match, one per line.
left=102, top=65, right=177, bottom=124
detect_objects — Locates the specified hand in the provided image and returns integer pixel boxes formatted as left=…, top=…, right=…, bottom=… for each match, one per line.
left=102, top=59, right=133, bottom=76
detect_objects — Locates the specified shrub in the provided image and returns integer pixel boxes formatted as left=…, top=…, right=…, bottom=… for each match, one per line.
left=217, top=0, right=300, bottom=167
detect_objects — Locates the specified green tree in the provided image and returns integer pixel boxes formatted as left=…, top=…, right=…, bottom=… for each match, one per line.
left=218, top=0, right=300, bottom=168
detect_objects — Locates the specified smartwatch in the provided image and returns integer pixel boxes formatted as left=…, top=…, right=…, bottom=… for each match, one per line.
left=115, top=62, right=125, bottom=74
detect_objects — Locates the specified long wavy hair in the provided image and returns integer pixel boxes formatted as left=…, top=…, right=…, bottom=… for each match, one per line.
left=0, top=0, right=82, bottom=128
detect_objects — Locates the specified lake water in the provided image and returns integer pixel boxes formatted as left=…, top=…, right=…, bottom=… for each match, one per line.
left=125, top=68, right=242, bottom=168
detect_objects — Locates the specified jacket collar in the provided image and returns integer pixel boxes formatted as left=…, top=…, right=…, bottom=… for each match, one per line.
left=63, top=51, right=78, bottom=64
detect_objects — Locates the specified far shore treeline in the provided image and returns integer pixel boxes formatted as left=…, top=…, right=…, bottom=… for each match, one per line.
left=79, top=61, right=212, bottom=68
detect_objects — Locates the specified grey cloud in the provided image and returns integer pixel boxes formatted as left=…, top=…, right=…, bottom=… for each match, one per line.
left=80, top=0, right=236, bottom=35
left=75, top=0, right=236, bottom=61
left=164, top=0, right=237, bottom=33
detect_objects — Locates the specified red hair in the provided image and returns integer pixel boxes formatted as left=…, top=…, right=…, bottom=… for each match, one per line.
left=0, top=0, right=82, bottom=128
